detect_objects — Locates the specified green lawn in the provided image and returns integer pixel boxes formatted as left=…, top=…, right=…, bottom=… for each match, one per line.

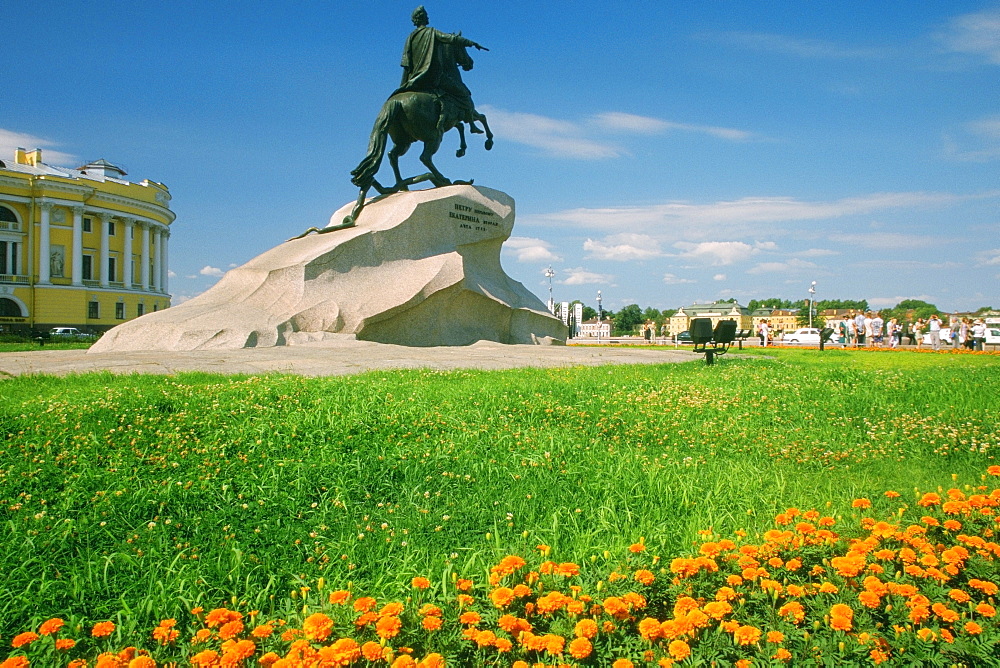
left=1, top=348, right=997, bottom=639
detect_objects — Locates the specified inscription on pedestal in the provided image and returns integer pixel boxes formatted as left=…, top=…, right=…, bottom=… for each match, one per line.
left=450, top=203, right=500, bottom=232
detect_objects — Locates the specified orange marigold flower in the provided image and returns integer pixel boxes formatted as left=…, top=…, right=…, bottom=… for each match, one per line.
left=638, top=617, right=663, bottom=642
left=988, top=465, right=1000, bottom=476
left=128, top=657, right=156, bottom=668
left=2, top=657, right=30, bottom=668
left=965, top=621, right=983, bottom=635
left=391, top=656, right=417, bottom=668
left=56, top=638, right=77, bottom=650
left=634, top=569, right=655, bottom=585
left=456, top=594, right=475, bottom=607
left=703, top=600, right=732, bottom=620
left=218, top=620, right=244, bottom=641
left=353, top=596, right=377, bottom=612
left=490, top=587, right=515, bottom=608
left=568, top=636, right=593, bottom=659
left=778, top=601, right=805, bottom=624
left=555, top=562, right=580, bottom=577
left=916, top=628, right=936, bottom=642
left=629, top=542, right=646, bottom=553
left=419, top=603, right=442, bottom=617
left=494, top=637, right=512, bottom=653
left=361, top=642, right=385, bottom=662
left=858, top=591, right=881, bottom=608
left=668, top=639, right=691, bottom=660
left=818, top=582, right=839, bottom=594
left=884, top=490, right=901, bottom=498
left=976, top=603, right=997, bottom=617
left=205, top=608, right=241, bottom=628
left=733, top=625, right=762, bottom=646
left=456, top=578, right=473, bottom=591
left=303, top=613, right=333, bottom=641
left=39, top=618, right=65, bottom=636
left=411, top=576, right=430, bottom=589
left=422, top=615, right=442, bottom=631
left=830, top=616, right=852, bottom=632
left=774, top=648, right=792, bottom=661
left=574, top=618, right=598, bottom=639
left=380, top=602, right=405, bottom=618
left=252, top=624, right=274, bottom=638
left=949, top=588, right=971, bottom=603
left=152, top=625, right=179, bottom=645
left=766, top=631, right=784, bottom=643
left=459, top=611, right=481, bottom=626
left=969, top=579, right=999, bottom=595
left=870, top=649, right=890, bottom=664
left=612, top=660, right=635, bottom=668
left=852, top=498, right=872, bottom=509
left=92, top=621, right=116, bottom=638
left=830, top=603, right=853, bottom=620
left=376, top=615, right=402, bottom=639
left=12, top=632, right=39, bottom=648
left=918, top=493, right=941, bottom=507
left=329, top=589, right=351, bottom=605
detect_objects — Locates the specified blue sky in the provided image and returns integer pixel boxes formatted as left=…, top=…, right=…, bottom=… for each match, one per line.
left=3, top=1, right=998, bottom=314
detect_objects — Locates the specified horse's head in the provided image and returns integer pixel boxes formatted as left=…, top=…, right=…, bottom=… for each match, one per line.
left=450, top=38, right=474, bottom=72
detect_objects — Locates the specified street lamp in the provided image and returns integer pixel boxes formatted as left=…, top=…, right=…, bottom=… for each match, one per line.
left=544, top=265, right=555, bottom=314
left=596, top=290, right=603, bottom=342
left=808, top=281, right=817, bottom=329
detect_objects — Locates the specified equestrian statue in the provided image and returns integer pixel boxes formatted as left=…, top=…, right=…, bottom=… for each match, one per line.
left=345, top=6, right=493, bottom=227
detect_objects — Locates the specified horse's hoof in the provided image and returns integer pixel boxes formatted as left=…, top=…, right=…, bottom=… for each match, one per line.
left=456, top=149, right=466, bottom=158
left=343, top=216, right=354, bottom=226
left=485, top=140, right=494, bottom=151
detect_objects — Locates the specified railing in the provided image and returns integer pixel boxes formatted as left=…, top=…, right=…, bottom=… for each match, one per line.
left=82, top=279, right=100, bottom=287
left=0, top=274, right=29, bottom=284
left=0, top=222, right=20, bottom=231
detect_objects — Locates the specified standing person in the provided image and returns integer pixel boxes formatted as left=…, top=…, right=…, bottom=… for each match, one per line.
left=928, top=314, right=942, bottom=351
left=958, top=318, right=970, bottom=349
left=913, top=318, right=924, bottom=349
left=863, top=312, right=874, bottom=348
left=871, top=312, right=884, bottom=348
left=854, top=311, right=867, bottom=347
left=888, top=318, right=900, bottom=348
left=838, top=318, right=849, bottom=347
left=759, top=320, right=770, bottom=347
left=972, top=319, right=987, bottom=351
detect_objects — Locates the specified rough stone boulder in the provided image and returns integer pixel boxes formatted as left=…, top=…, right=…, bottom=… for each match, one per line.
left=90, top=185, right=566, bottom=352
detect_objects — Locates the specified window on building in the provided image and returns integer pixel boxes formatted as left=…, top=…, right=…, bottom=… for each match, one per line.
left=115, top=302, right=125, bottom=319
left=88, top=301, right=99, bottom=319
left=137, top=303, right=144, bottom=317
left=82, top=255, right=93, bottom=281
left=83, top=217, right=92, bottom=233
left=108, top=257, right=116, bottom=282
left=0, top=206, right=17, bottom=224
left=108, top=221, right=116, bottom=236
left=0, top=298, right=21, bottom=317
left=0, top=241, right=6, bottom=274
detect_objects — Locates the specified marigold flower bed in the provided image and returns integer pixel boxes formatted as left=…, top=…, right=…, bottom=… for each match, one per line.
left=5, top=468, right=1000, bottom=667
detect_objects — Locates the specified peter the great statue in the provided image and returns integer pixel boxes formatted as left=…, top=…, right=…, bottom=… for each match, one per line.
left=345, top=6, right=493, bottom=225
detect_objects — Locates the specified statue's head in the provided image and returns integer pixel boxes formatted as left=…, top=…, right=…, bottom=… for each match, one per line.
left=411, top=6, right=428, bottom=27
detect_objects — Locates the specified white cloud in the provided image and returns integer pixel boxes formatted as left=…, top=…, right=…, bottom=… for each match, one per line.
left=0, top=128, right=77, bottom=166
left=560, top=267, right=613, bottom=286
left=713, top=274, right=727, bottom=281
left=481, top=107, right=622, bottom=159
left=868, top=294, right=938, bottom=307
left=591, top=112, right=752, bottom=141
left=673, top=241, right=758, bottom=266
left=504, top=236, right=563, bottom=263
left=938, top=9, right=1000, bottom=65
left=663, top=273, right=696, bottom=285
left=583, top=233, right=663, bottom=261
left=697, top=31, right=886, bottom=60
left=526, top=191, right=980, bottom=238
left=167, top=269, right=177, bottom=278
left=828, top=232, right=941, bottom=249
left=944, top=116, right=1000, bottom=161
left=199, top=265, right=224, bottom=277
left=799, top=248, right=839, bottom=257
left=976, top=248, right=1000, bottom=266
left=747, top=258, right=819, bottom=274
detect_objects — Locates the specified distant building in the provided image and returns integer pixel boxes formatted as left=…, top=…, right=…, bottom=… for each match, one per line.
left=578, top=318, right=611, bottom=338
left=750, top=307, right=799, bottom=335
left=668, top=301, right=751, bottom=335
left=0, top=148, right=173, bottom=333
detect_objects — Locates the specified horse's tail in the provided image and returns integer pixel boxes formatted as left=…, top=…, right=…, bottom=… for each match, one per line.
left=351, top=96, right=402, bottom=190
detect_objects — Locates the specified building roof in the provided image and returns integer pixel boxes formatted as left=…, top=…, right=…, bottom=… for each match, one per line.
left=676, top=300, right=750, bottom=316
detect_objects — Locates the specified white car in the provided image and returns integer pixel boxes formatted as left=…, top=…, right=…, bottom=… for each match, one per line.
left=921, top=328, right=953, bottom=346
left=781, top=328, right=834, bottom=344
left=49, top=327, right=98, bottom=340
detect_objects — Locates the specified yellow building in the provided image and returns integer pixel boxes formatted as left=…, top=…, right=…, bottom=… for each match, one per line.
left=668, top=301, right=752, bottom=336
left=0, top=148, right=173, bottom=334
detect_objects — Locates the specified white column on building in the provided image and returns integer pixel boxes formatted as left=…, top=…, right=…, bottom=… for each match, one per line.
left=159, top=229, right=169, bottom=294
left=4, top=242, right=13, bottom=276
left=71, top=205, right=84, bottom=286
left=122, top=218, right=134, bottom=288
left=99, top=213, right=111, bottom=287
left=140, top=221, right=150, bottom=291
left=39, top=202, right=52, bottom=283
left=151, top=226, right=161, bottom=292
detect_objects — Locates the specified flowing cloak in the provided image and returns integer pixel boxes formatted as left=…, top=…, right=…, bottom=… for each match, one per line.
left=395, top=26, right=476, bottom=113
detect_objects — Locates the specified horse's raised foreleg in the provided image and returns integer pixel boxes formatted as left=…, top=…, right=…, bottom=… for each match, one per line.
left=473, top=110, right=494, bottom=151
left=455, top=123, right=468, bottom=158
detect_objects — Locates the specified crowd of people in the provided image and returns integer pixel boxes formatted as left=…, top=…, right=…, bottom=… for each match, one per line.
left=832, top=312, right=992, bottom=351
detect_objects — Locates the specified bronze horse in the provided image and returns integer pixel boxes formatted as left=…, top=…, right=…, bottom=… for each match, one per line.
left=346, top=42, right=492, bottom=226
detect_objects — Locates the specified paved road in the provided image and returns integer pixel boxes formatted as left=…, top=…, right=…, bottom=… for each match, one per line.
left=0, top=340, right=700, bottom=378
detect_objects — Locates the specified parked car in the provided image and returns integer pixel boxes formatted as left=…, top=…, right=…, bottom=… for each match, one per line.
left=989, top=328, right=1000, bottom=345
left=674, top=331, right=693, bottom=344
left=49, top=327, right=98, bottom=340
left=921, top=328, right=953, bottom=346
left=781, top=328, right=835, bottom=344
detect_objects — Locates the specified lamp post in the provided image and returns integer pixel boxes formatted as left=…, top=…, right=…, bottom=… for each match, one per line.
left=808, top=281, right=816, bottom=329
left=596, top=290, right=603, bottom=343
left=544, top=265, right=555, bottom=314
